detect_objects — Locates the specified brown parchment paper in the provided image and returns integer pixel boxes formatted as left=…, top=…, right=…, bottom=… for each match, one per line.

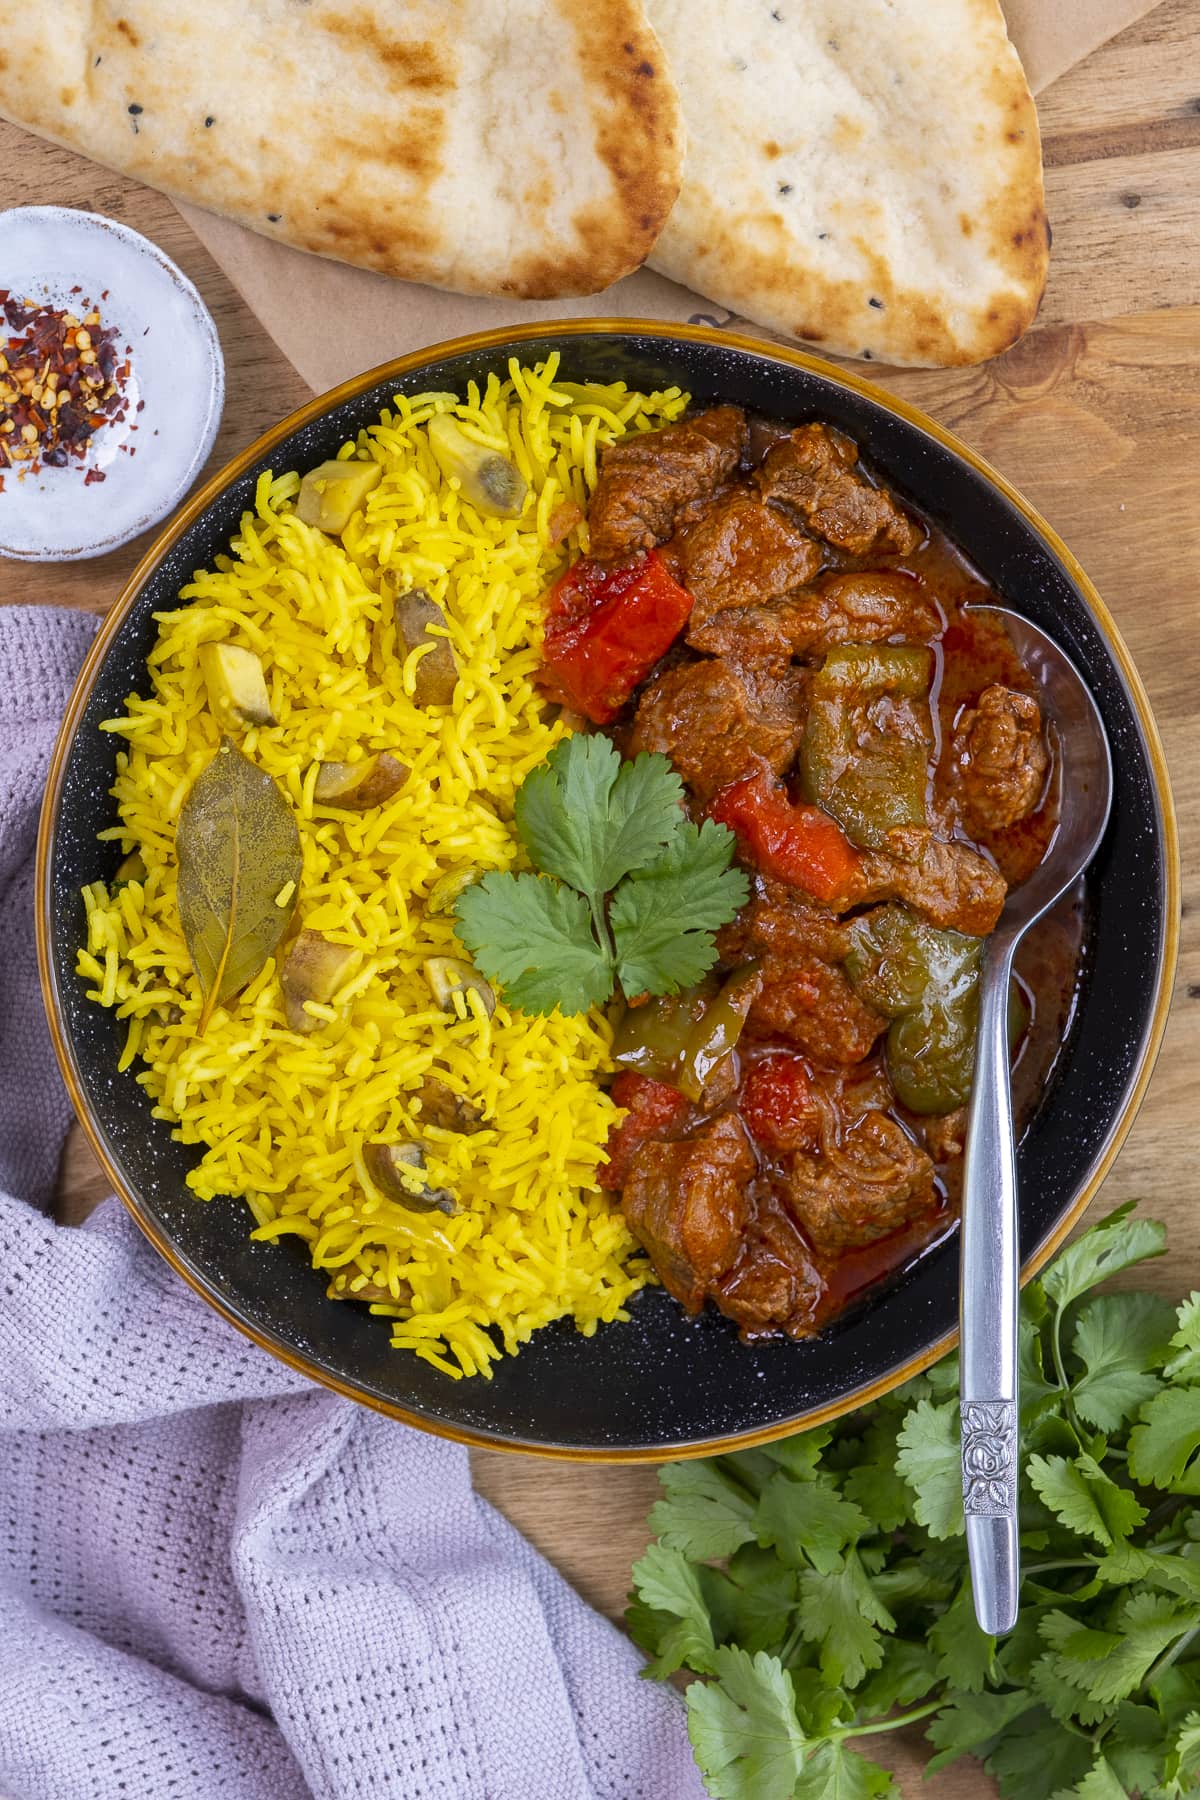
left=178, top=0, right=1163, bottom=395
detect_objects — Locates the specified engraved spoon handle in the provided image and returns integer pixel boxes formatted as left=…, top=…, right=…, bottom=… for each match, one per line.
left=960, top=930, right=1021, bottom=1636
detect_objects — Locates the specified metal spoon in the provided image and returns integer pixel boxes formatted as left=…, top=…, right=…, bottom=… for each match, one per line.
left=960, top=606, right=1113, bottom=1636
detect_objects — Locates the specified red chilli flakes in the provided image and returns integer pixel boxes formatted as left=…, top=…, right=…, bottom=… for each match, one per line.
left=0, top=289, right=132, bottom=483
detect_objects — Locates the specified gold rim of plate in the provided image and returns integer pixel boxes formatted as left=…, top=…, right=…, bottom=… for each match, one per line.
left=35, top=318, right=1182, bottom=1463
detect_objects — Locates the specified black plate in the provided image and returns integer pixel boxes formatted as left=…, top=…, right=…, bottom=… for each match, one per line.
left=37, top=323, right=1178, bottom=1458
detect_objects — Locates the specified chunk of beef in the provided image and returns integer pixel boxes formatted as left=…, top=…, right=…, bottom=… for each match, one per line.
left=923, top=1107, right=968, bottom=1164
left=718, top=879, right=886, bottom=1065
left=786, top=1109, right=935, bottom=1254
left=588, top=406, right=748, bottom=561
left=629, top=657, right=806, bottom=802
left=756, top=423, right=921, bottom=556
left=952, top=684, right=1049, bottom=834
left=854, top=826, right=1008, bottom=936
left=689, top=570, right=939, bottom=662
left=622, top=1114, right=754, bottom=1312
left=676, top=490, right=822, bottom=627
left=715, top=1197, right=823, bottom=1338
left=599, top=1072, right=692, bottom=1192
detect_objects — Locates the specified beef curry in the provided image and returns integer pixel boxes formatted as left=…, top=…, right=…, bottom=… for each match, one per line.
left=539, top=404, right=1078, bottom=1341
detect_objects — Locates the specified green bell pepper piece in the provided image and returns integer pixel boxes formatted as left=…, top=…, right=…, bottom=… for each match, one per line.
left=845, top=905, right=981, bottom=1115
left=611, top=965, right=760, bottom=1102
left=800, top=643, right=934, bottom=849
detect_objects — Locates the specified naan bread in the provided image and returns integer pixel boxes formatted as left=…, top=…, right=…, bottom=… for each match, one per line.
left=644, top=0, right=1048, bottom=367
left=0, top=0, right=684, bottom=299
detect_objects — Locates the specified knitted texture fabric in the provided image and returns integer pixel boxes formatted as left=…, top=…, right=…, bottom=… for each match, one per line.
left=0, top=605, right=706, bottom=1800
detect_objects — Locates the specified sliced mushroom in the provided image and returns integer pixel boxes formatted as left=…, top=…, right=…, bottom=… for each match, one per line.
left=113, top=850, right=147, bottom=887
left=198, top=641, right=275, bottom=728
left=327, top=1268, right=411, bottom=1306
left=424, top=868, right=477, bottom=916
left=418, top=1074, right=486, bottom=1135
left=422, top=955, right=496, bottom=1020
left=394, top=588, right=459, bottom=707
left=363, top=1140, right=457, bottom=1216
left=427, top=414, right=528, bottom=519
left=313, top=751, right=409, bottom=810
left=280, top=930, right=358, bottom=1033
left=296, top=458, right=382, bottom=534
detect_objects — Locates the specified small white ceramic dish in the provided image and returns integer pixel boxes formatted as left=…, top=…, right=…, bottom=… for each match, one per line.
left=0, top=207, right=224, bottom=562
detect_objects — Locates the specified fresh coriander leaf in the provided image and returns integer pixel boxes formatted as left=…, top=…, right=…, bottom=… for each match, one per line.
left=514, top=736, right=685, bottom=904
left=925, top=1351, right=962, bottom=1397
left=753, top=1471, right=870, bottom=1575
left=1022, top=1410, right=1091, bottom=1471
left=514, top=733, right=618, bottom=902
left=1041, top=1203, right=1166, bottom=1312
left=1149, top=1659, right=1200, bottom=1721
left=1043, top=1593, right=1200, bottom=1707
left=872, top=1557, right=954, bottom=1615
left=843, top=1419, right=917, bottom=1536
left=993, top=1603, right=1056, bottom=1688
left=1164, top=1293, right=1200, bottom=1386
left=630, top=1543, right=717, bottom=1678
left=625, top=1593, right=676, bottom=1663
left=1027, top=1452, right=1147, bottom=1547
left=854, top=1639, right=941, bottom=1713
left=1019, top=1295, right=1063, bottom=1430
left=875, top=1369, right=936, bottom=1415
left=717, top=1544, right=800, bottom=1655
left=984, top=1708, right=1096, bottom=1800
left=719, top=1449, right=783, bottom=1497
left=923, top=1688, right=1040, bottom=1773
left=1096, top=1543, right=1200, bottom=1603
left=611, top=819, right=749, bottom=997
left=1047, top=1753, right=1129, bottom=1799
left=648, top=1461, right=758, bottom=1562
left=595, top=750, right=690, bottom=891
left=1164, top=1710, right=1200, bottom=1791
left=1070, top=1292, right=1176, bottom=1432
left=1027, top=1651, right=1114, bottom=1729
left=1129, top=1390, right=1200, bottom=1494
left=763, top=1427, right=833, bottom=1481
left=687, top=1647, right=809, bottom=1800
left=1105, top=1701, right=1168, bottom=1796
left=789, top=1667, right=855, bottom=1738
left=894, top=1399, right=962, bottom=1539
left=793, top=1740, right=895, bottom=1799
left=929, top=1581, right=996, bottom=1693
left=454, top=871, right=611, bottom=1015
left=796, top=1552, right=894, bottom=1688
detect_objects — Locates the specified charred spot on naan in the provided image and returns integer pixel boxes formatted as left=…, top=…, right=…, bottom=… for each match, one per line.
left=505, top=0, right=684, bottom=298
left=315, top=13, right=455, bottom=92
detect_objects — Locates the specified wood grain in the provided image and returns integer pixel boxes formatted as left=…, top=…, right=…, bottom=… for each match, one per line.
left=9, top=4, right=1200, bottom=1793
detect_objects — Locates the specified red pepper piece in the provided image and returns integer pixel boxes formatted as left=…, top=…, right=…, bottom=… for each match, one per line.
left=709, top=763, right=863, bottom=906
left=598, top=1071, right=691, bottom=1192
left=540, top=550, right=693, bottom=724
left=739, top=1052, right=818, bottom=1153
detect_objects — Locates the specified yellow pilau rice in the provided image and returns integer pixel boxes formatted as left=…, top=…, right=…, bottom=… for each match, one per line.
left=78, top=355, right=689, bottom=1379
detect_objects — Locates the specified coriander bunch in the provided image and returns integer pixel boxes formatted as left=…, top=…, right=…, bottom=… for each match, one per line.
left=629, top=1203, right=1200, bottom=1799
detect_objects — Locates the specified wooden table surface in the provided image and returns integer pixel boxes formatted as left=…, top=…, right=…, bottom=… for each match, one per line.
left=6, top=4, right=1200, bottom=1790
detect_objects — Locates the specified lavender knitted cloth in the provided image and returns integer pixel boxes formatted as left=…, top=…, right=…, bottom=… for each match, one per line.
left=0, top=605, right=705, bottom=1800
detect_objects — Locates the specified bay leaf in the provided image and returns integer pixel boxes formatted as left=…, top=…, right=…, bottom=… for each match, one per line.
left=176, top=738, right=302, bottom=1031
